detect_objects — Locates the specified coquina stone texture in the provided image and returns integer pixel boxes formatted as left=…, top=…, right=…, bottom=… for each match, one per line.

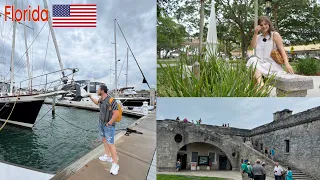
left=157, top=106, right=320, bottom=179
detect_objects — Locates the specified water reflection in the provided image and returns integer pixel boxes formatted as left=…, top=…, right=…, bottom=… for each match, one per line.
left=0, top=105, right=137, bottom=173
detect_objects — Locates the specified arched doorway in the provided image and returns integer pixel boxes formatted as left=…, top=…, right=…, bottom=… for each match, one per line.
left=176, top=142, right=233, bottom=171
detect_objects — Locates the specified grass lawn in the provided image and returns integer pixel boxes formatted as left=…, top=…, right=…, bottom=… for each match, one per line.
left=157, top=174, right=227, bottom=180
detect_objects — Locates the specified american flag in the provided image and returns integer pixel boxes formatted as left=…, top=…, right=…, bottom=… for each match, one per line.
left=52, top=4, right=96, bottom=28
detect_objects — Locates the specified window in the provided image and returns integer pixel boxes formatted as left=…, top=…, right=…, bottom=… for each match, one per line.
left=209, top=152, right=216, bottom=163
left=260, top=143, right=263, bottom=151
left=192, top=152, right=198, bottom=162
left=180, top=145, right=187, bottom=151
left=174, top=134, right=182, bottom=143
left=285, top=140, right=290, bottom=153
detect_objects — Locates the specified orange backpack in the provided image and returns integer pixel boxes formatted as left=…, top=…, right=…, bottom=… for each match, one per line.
left=109, top=97, right=123, bottom=122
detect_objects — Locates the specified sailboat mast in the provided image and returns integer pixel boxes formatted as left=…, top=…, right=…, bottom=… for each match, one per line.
left=24, top=22, right=32, bottom=92
left=43, top=0, right=65, bottom=76
left=114, top=19, right=117, bottom=93
left=10, top=0, right=17, bottom=95
left=22, top=0, right=32, bottom=92
left=126, top=47, right=128, bottom=88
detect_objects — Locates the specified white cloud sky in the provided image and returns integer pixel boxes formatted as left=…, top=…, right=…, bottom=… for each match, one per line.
left=157, top=98, right=320, bottom=129
left=0, top=0, right=156, bottom=90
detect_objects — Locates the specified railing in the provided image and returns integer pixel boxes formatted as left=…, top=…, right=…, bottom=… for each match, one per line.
left=17, top=68, right=79, bottom=95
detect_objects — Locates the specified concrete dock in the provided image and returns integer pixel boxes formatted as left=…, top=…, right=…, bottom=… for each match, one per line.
left=51, top=110, right=156, bottom=180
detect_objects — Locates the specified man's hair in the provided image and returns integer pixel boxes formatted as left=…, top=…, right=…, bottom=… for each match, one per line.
left=256, top=159, right=261, bottom=164
left=100, top=85, right=109, bottom=93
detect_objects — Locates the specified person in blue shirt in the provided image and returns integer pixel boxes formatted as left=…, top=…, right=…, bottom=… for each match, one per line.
left=286, top=167, right=293, bottom=180
left=270, top=148, right=275, bottom=160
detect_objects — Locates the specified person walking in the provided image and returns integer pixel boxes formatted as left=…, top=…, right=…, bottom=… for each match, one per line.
left=252, top=159, right=266, bottom=180
left=241, top=160, right=250, bottom=180
left=176, top=159, right=181, bottom=172
left=262, top=162, right=266, bottom=180
left=247, top=162, right=254, bottom=180
left=274, top=162, right=283, bottom=180
left=89, top=85, right=120, bottom=175
left=264, top=148, right=268, bottom=157
left=270, top=148, right=275, bottom=160
left=247, top=16, right=294, bottom=88
left=286, top=167, right=293, bottom=180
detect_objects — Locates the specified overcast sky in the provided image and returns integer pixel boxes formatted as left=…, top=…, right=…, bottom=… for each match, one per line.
left=157, top=98, right=320, bottom=129
left=0, top=0, right=156, bottom=90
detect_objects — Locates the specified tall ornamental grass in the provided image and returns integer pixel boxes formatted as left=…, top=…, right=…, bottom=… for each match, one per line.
left=157, top=54, right=275, bottom=97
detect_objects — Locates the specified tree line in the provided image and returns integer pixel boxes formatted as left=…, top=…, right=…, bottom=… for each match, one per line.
left=157, top=0, right=320, bottom=59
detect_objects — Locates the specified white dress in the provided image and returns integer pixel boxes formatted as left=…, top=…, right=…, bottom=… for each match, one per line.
left=246, top=32, right=286, bottom=76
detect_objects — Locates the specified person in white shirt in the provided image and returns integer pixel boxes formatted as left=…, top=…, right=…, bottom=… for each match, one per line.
left=274, top=162, right=283, bottom=180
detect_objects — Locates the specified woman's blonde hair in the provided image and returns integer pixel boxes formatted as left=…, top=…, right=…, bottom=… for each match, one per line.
left=258, top=16, right=275, bottom=37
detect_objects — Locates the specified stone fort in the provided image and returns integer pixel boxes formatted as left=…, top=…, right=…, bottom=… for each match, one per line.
left=157, top=106, right=320, bottom=180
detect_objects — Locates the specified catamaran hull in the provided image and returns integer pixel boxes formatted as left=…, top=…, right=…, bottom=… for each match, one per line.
left=0, top=96, right=45, bottom=128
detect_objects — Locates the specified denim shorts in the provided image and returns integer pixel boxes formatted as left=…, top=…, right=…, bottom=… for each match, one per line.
left=98, top=122, right=115, bottom=144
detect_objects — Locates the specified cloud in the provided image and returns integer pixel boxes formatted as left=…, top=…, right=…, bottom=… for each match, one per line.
left=0, top=0, right=156, bottom=90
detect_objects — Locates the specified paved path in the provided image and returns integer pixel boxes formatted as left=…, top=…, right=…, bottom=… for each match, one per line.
left=158, top=171, right=274, bottom=180
left=52, top=111, right=156, bottom=180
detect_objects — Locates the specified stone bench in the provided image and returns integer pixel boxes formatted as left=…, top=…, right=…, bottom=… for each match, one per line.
left=271, top=74, right=314, bottom=97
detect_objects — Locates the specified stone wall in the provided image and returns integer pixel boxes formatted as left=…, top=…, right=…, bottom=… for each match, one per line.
left=250, top=106, right=320, bottom=136
left=157, top=120, right=241, bottom=172
left=179, top=143, right=231, bottom=170
left=158, top=107, right=320, bottom=179
left=250, top=112, right=320, bottom=179
left=162, top=120, right=251, bottom=136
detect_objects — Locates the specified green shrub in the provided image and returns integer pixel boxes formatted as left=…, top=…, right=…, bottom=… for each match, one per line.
left=157, top=53, right=275, bottom=97
left=296, top=58, right=319, bottom=75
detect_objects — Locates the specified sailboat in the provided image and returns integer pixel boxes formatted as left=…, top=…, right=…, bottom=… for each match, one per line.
left=110, top=19, right=151, bottom=106
left=0, top=0, right=78, bottom=128
left=49, top=19, right=152, bottom=107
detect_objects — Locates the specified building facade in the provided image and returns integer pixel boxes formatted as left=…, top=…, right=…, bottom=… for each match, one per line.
left=157, top=106, right=320, bottom=179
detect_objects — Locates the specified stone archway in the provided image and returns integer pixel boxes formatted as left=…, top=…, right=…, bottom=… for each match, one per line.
left=174, top=139, right=237, bottom=170
left=175, top=142, right=234, bottom=171
left=157, top=120, right=241, bottom=172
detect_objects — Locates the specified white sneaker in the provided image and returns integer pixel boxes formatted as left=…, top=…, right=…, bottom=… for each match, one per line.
left=110, top=163, right=119, bottom=175
left=99, top=154, right=113, bottom=163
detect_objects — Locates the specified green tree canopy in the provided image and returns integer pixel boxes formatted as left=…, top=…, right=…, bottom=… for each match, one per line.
left=157, top=14, right=187, bottom=58
left=158, top=0, right=320, bottom=58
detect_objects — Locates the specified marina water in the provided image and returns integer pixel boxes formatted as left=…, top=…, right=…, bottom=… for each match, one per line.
left=0, top=105, right=137, bottom=173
